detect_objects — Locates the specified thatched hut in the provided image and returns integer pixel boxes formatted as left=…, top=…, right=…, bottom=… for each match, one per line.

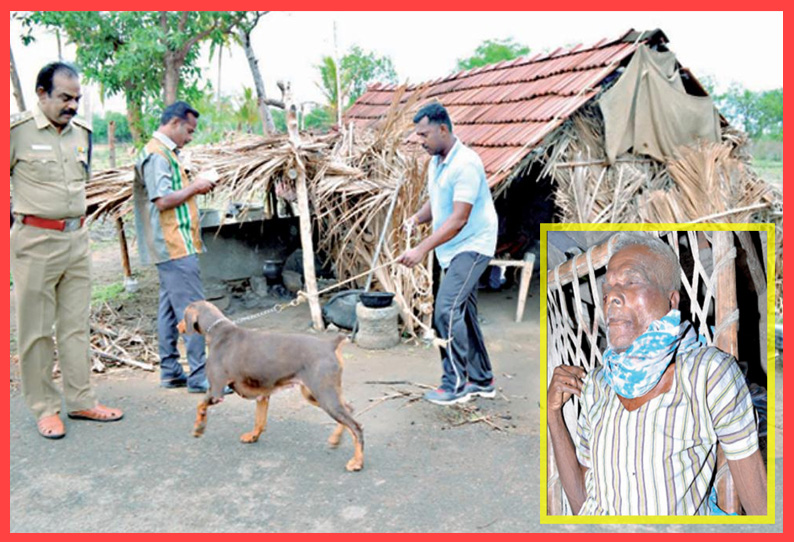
left=344, top=28, right=782, bottom=311
left=85, top=28, right=782, bottom=340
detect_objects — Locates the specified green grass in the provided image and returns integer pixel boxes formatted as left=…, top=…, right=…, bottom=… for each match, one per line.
left=751, top=159, right=783, bottom=185
left=91, top=281, right=133, bottom=304
left=92, top=143, right=135, bottom=171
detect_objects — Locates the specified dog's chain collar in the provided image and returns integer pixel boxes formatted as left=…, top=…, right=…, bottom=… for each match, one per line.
left=230, top=297, right=304, bottom=326
left=203, top=317, right=229, bottom=334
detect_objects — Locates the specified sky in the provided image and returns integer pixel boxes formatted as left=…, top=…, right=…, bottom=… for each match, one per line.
left=9, top=11, right=784, bottom=117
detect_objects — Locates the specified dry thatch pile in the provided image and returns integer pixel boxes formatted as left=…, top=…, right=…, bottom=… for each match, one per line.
left=519, top=103, right=783, bottom=313
left=86, top=96, right=435, bottom=336
left=86, top=93, right=783, bottom=322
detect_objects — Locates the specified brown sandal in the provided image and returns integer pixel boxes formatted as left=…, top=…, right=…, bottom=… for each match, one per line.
left=67, top=404, right=124, bottom=422
left=37, top=414, right=65, bottom=439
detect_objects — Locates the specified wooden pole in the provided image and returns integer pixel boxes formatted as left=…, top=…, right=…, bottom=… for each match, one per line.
left=736, top=231, right=768, bottom=374
left=285, top=85, right=324, bottom=331
left=10, top=46, right=26, bottom=112
left=107, top=119, right=134, bottom=284
left=547, top=238, right=614, bottom=289
left=712, top=231, right=741, bottom=514
left=108, top=120, right=117, bottom=168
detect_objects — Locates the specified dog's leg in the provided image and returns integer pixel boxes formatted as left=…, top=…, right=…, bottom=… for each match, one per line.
left=328, top=423, right=346, bottom=448
left=193, top=396, right=211, bottom=437
left=240, top=396, right=270, bottom=443
left=314, top=387, right=364, bottom=472
left=302, top=385, right=345, bottom=447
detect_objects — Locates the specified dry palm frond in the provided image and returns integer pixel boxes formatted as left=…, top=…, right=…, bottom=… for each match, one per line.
left=85, top=90, right=436, bottom=335
left=523, top=102, right=782, bottom=312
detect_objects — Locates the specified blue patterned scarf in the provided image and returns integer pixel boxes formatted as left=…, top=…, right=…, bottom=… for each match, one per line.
left=602, top=309, right=703, bottom=399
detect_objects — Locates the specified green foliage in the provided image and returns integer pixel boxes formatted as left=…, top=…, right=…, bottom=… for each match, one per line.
left=707, top=80, right=783, bottom=141
left=456, top=38, right=530, bottom=71
left=16, top=11, right=258, bottom=144
left=271, top=108, right=287, bottom=133
left=270, top=106, right=333, bottom=134
left=234, top=87, right=260, bottom=133
left=303, top=107, right=334, bottom=132
left=91, top=112, right=133, bottom=144
left=188, top=86, right=245, bottom=144
left=316, top=45, right=397, bottom=120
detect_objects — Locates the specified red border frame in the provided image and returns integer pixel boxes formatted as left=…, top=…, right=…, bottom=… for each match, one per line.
left=4, top=6, right=787, bottom=535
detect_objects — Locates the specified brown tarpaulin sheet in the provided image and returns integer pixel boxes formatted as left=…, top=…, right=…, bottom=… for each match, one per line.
left=600, top=44, right=721, bottom=164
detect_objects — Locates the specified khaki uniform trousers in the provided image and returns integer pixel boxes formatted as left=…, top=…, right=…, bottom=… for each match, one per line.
left=10, top=222, right=96, bottom=419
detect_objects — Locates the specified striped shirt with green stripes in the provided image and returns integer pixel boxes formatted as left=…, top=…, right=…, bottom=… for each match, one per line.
left=575, top=346, right=759, bottom=515
left=133, top=132, right=204, bottom=266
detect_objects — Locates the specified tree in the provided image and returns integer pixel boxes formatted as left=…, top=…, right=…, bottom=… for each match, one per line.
left=10, top=45, right=26, bottom=112
left=234, top=87, right=260, bottom=133
left=456, top=38, right=530, bottom=71
left=17, top=11, right=251, bottom=145
left=157, top=12, right=249, bottom=106
left=316, top=45, right=397, bottom=122
left=710, top=81, right=784, bottom=141
left=235, top=11, right=281, bottom=135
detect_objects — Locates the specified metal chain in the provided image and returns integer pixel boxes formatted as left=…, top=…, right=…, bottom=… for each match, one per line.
left=230, top=297, right=304, bottom=325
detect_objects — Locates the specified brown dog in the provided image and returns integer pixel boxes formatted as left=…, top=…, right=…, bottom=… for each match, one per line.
left=177, top=300, right=363, bottom=471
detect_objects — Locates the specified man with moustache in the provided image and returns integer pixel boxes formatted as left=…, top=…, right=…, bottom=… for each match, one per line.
left=547, top=232, right=766, bottom=515
left=398, top=102, right=498, bottom=405
left=10, top=62, right=123, bottom=439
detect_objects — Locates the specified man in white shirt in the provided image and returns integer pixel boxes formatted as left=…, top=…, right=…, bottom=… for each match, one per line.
left=399, top=103, right=498, bottom=405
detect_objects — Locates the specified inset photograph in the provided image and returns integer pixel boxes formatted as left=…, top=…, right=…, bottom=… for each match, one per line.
left=541, top=226, right=775, bottom=522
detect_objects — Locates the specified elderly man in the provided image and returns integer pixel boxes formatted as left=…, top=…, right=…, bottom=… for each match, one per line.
left=11, top=62, right=123, bottom=439
left=548, top=232, right=766, bottom=515
left=133, top=101, right=218, bottom=393
left=398, top=102, right=498, bottom=405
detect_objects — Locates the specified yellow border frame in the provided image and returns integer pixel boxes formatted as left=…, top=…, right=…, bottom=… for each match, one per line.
left=539, top=223, right=776, bottom=524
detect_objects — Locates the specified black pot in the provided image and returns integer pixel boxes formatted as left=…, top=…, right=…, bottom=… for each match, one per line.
left=360, top=291, right=394, bottom=309
left=263, top=260, right=284, bottom=283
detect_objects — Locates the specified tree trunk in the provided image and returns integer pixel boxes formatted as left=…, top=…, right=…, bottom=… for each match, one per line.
left=55, top=29, right=63, bottom=60
left=238, top=28, right=277, bottom=135
left=10, top=46, right=26, bottom=112
left=125, top=93, right=145, bottom=146
left=163, top=51, right=181, bottom=106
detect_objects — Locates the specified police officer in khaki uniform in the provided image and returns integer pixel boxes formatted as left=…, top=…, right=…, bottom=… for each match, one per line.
left=10, top=62, right=123, bottom=439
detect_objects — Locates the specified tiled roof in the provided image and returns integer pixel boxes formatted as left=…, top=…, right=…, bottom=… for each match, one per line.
left=345, top=29, right=665, bottom=187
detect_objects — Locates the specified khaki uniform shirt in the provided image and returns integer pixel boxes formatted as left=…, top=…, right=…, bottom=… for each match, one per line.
left=10, top=103, right=92, bottom=219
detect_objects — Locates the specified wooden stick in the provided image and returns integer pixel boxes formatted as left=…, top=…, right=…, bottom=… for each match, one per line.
left=91, top=348, right=154, bottom=371
left=547, top=239, right=614, bottom=289
left=90, top=323, right=119, bottom=339
left=285, top=85, right=324, bottom=331
left=357, top=392, right=412, bottom=416
left=712, top=231, right=741, bottom=514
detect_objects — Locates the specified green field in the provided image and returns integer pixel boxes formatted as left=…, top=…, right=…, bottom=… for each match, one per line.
left=751, top=159, right=783, bottom=185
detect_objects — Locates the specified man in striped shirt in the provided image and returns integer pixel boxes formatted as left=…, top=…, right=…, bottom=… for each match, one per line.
left=548, top=232, right=767, bottom=515
left=133, top=102, right=216, bottom=393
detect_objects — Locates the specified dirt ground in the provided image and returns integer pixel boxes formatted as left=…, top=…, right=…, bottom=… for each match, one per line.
left=9, top=225, right=783, bottom=533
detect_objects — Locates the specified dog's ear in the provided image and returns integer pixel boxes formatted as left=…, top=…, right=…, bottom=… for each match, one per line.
left=181, top=305, right=201, bottom=335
